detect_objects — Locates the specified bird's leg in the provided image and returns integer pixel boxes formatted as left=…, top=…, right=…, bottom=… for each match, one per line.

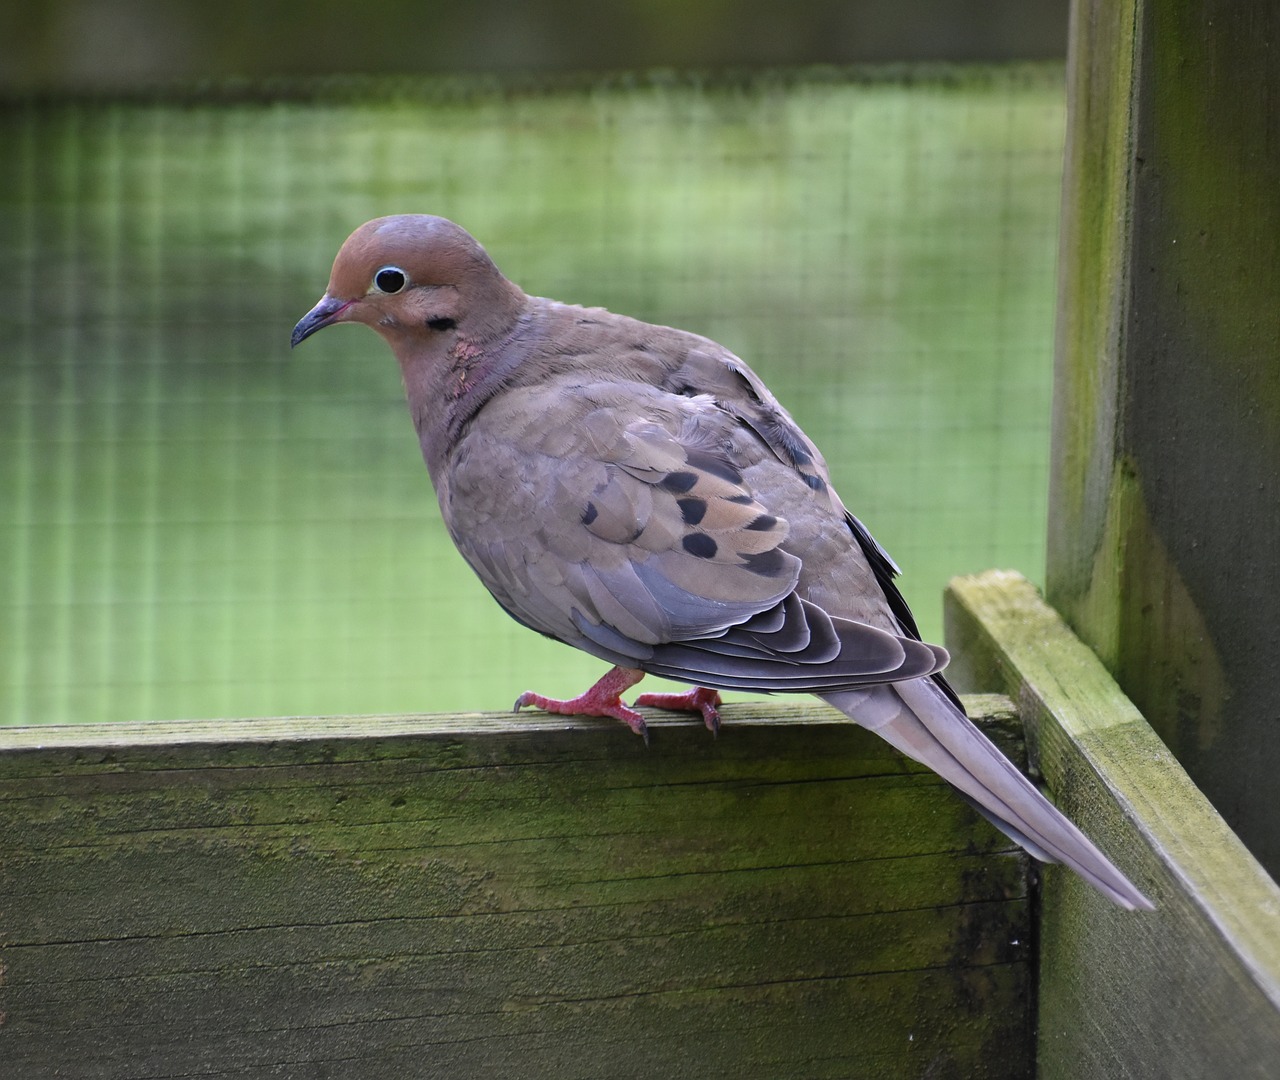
left=514, top=665, right=650, bottom=740
left=632, top=686, right=723, bottom=734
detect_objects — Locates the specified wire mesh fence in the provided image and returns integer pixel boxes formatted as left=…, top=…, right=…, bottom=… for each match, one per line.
left=0, top=66, right=1065, bottom=725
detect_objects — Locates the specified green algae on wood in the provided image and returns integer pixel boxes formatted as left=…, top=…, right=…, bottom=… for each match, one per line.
left=945, top=569, right=1280, bottom=1080
left=0, top=699, right=1032, bottom=1080
left=1048, top=0, right=1280, bottom=876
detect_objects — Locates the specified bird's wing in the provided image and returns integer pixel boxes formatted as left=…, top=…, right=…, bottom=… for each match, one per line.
left=659, top=339, right=931, bottom=640
left=443, top=376, right=945, bottom=693
left=655, top=337, right=982, bottom=720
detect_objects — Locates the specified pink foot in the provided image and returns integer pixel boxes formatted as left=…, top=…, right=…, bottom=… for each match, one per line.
left=514, top=666, right=650, bottom=741
left=633, top=686, right=723, bottom=734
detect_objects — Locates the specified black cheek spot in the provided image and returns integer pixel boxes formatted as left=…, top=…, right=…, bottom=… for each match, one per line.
left=741, top=548, right=788, bottom=577
left=682, top=533, right=718, bottom=559
left=581, top=502, right=598, bottom=526
left=427, top=317, right=457, bottom=331
left=660, top=471, right=698, bottom=494
left=744, top=513, right=777, bottom=531
left=677, top=497, right=707, bottom=525
left=802, top=472, right=827, bottom=492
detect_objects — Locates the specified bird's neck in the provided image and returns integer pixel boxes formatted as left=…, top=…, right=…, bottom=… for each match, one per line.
left=394, top=293, right=536, bottom=483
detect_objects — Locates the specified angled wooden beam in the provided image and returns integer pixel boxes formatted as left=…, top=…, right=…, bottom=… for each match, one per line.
left=946, top=569, right=1280, bottom=1079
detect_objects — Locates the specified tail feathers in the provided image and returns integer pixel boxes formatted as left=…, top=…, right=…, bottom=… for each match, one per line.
left=823, top=679, right=1154, bottom=912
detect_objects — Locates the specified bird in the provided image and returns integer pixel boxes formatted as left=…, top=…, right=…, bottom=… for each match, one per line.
left=292, top=213, right=1153, bottom=912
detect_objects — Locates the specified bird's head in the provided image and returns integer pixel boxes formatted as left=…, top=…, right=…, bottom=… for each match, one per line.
left=291, top=215, right=524, bottom=355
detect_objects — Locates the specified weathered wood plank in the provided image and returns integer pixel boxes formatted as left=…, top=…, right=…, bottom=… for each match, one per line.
left=1, top=698, right=1032, bottom=1079
left=1050, top=0, right=1280, bottom=874
left=945, top=569, right=1280, bottom=1080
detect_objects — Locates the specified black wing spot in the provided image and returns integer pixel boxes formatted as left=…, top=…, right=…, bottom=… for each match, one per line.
left=741, top=548, right=788, bottom=577
left=685, top=450, right=743, bottom=485
left=744, top=513, right=777, bottom=531
left=802, top=472, right=827, bottom=492
left=726, top=493, right=755, bottom=505
left=660, top=471, right=698, bottom=493
left=581, top=502, right=598, bottom=526
left=677, top=497, right=708, bottom=525
left=683, top=533, right=718, bottom=559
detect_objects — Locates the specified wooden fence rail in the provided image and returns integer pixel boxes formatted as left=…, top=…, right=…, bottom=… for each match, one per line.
left=1, top=695, right=1033, bottom=1079
left=5, top=570, right=1279, bottom=1077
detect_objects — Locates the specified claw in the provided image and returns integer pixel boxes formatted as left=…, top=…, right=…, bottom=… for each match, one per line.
left=513, top=666, right=649, bottom=743
left=633, top=686, right=722, bottom=735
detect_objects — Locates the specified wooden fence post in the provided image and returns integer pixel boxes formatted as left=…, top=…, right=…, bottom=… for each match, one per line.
left=1048, top=0, right=1280, bottom=874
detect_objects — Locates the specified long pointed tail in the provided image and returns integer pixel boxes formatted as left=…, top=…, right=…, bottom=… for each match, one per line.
left=822, top=678, right=1153, bottom=912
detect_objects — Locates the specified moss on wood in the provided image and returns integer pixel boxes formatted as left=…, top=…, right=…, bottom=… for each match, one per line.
left=946, top=569, right=1280, bottom=1080
left=0, top=700, right=1032, bottom=1079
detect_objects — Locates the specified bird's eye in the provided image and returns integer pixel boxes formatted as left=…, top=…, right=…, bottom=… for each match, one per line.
left=373, top=266, right=407, bottom=294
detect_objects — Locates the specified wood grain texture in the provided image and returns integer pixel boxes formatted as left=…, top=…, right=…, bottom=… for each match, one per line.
left=0, top=699, right=1032, bottom=1079
left=1050, top=0, right=1280, bottom=875
left=945, top=569, right=1280, bottom=1080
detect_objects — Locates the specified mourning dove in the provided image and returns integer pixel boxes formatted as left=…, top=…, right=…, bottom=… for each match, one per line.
left=293, top=214, right=1153, bottom=912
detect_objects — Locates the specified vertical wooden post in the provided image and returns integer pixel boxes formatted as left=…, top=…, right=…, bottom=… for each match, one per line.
left=1049, top=0, right=1280, bottom=875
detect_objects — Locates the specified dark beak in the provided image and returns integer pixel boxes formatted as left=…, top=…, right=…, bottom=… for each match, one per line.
left=291, top=294, right=355, bottom=348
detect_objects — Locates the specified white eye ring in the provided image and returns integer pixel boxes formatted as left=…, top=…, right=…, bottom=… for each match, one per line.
left=373, top=266, right=408, bottom=294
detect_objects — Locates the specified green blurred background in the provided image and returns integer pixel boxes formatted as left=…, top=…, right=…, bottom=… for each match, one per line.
left=2, top=6, right=1068, bottom=726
